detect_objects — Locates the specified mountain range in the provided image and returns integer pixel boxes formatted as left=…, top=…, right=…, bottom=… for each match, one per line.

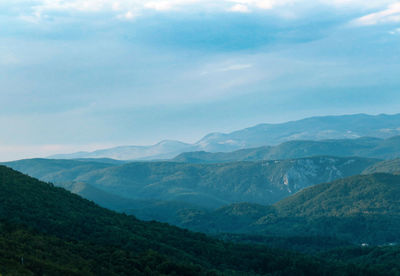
left=10, top=155, right=395, bottom=246
left=6, top=132, right=400, bottom=229
left=4, top=156, right=379, bottom=211
left=174, top=136, right=400, bottom=163
left=3, top=112, right=400, bottom=274
left=49, top=113, right=400, bottom=160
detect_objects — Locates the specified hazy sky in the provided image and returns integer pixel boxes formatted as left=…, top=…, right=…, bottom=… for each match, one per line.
left=1, top=0, right=400, bottom=160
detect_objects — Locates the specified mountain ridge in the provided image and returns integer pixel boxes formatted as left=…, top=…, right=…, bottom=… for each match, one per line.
left=4, top=156, right=379, bottom=212
left=174, top=136, right=400, bottom=163
left=48, top=113, right=400, bottom=160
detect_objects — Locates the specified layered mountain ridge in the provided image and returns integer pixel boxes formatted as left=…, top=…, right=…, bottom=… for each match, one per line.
left=174, top=136, right=400, bottom=163
left=48, top=113, right=400, bottom=160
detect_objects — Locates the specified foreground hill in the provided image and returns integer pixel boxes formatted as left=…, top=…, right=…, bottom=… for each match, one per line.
left=179, top=174, right=400, bottom=245
left=1, top=165, right=345, bottom=275
left=3, top=166, right=400, bottom=274
left=174, top=136, right=400, bottom=163
left=4, top=156, right=378, bottom=211
left=3, top=166, right=400, bottom=275
left=49, top=113, right=400, bottom=160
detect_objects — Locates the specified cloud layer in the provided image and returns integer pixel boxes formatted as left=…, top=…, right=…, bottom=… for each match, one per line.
left=13, top=0, right=400, bottom=23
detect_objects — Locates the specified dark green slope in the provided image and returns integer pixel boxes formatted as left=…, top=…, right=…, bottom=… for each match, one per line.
left=178, top=174, right=400, bottom=245
left=0, top=221, right=166, bottom=276
left=275, top=173, right=400, bottom=217
left=54, top=181, right=208, bottom=225
left=173, top=136, right=400, bottom=163
left=315, top=245, right=400, bottom=276
left=58, top=181, right=157, bottom=212
left=261, top=174, right=400, bottom=244
left=0, top=165, right=343, bottom=275
left=175, top=203, right=274, bottom=234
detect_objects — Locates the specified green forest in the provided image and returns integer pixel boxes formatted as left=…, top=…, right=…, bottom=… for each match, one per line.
left=2, top=165, right=400, bottom=275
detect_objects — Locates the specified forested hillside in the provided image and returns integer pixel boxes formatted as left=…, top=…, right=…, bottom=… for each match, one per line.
left=2, top=165, right=400, bottom=275
left=173, top=174, right=400, bottom=245
left=362, top=159, right=400, bottom=174
left=0, top=165, right=344, bottom=275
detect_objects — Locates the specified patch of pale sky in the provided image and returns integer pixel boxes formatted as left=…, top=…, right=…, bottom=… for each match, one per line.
left=201, top=63, right=253, bottom=75
left=217, top=64, right=253, bottom=72
left=0, top=53, right=20, bottom=65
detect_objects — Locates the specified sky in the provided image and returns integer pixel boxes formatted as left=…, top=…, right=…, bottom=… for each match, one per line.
left=1, top=0, right=400, bottom=161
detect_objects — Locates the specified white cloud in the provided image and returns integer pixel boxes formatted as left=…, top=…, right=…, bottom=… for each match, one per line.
left=389, top=27, right=400, bottom=34
left=228, top=4, right=250, bottom=13
left=144, top=2, right=173, bottom=11
left=324, top=0, right=396, bottom=9
left=20, top=0, right=110, bottom=22
left=111, top=2, right=122, bottom=11
left=227, top=0, right=293, bottom=10
left=30, top=0, right=205, bottom=15
left=143, top=0, right=203, bottom=11
left=116, top=10, right=137, bottom=20
left=226, top=0, right=394, bottom=11
left=352, top=2, right=400, bottom=26
left=38, top=0, right=106, bottom=12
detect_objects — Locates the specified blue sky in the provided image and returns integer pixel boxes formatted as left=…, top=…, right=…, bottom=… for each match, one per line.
left=1, top=0, right=400, bottom=160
